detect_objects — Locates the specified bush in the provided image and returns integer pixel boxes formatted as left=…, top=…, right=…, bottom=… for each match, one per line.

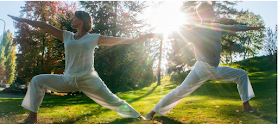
left=2, top=87, right=26, bottom=94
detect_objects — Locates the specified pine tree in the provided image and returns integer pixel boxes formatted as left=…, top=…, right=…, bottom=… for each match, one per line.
left=264, top=25, right=277, bottom=67
left=0, top=31, right=7, bottom=82
left=0, top=30, right=17, bottom=84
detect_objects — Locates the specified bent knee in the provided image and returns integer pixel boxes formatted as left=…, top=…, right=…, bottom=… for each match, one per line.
left=30, top=75, right=45, bottom=85
left=235, top=70, right=249, bottom=84
left=239, top=69, right=248, bottom=78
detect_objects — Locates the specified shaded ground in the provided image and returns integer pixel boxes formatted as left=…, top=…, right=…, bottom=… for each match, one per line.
left=0, top=94, right=25, bottom=98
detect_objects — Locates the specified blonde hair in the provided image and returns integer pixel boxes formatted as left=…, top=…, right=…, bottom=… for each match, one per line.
left=75, top=11, right=92, bottom=32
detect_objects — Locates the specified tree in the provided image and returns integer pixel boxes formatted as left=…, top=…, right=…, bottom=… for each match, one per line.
left=167, top=38, right=195, bottom=74
left=0, top=33, right=6, bottom=81
left=142, top=1, right=179, bottom=86
left=263, top=25, right=277, bottom=67
left=235, top=11, right=265, bottom=60
left=221, top=33, right=245, bottom=64
left=0, top=30, right=17, bottom=84
left=14, top=1, right=77, bottom=82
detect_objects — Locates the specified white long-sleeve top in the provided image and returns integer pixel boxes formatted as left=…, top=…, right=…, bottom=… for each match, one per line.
left=63, top=30, right=100, bottom=78
left=173, top=23, right=247, bottom=67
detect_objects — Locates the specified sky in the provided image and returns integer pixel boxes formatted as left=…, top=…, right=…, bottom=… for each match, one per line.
left=235, top=1, right=277, bottom=29
left=0, top=1, right=277, bottom=37
left=0, top=1, right=25, bottom=36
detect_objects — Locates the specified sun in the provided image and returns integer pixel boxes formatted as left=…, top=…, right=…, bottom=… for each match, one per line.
left=141, top=1, right=188, bottom=37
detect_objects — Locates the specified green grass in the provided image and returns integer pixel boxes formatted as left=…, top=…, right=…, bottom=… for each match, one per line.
left=0, top=69, right=276, bottom=124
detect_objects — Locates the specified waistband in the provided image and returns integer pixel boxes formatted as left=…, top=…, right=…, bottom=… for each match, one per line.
left=64, top=71, right=99, bottom=88
left=69, top=77, right=78, bottom=87
left=64, top=72, right=80, bottom=88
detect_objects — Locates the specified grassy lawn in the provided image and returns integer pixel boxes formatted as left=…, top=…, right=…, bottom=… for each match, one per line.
left=0, top=69, right=276, bottom=124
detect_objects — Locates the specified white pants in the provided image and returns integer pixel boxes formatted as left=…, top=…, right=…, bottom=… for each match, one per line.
left=153, top=61, right=255, bottom=116
left=21, top=72, right=141, bottom=118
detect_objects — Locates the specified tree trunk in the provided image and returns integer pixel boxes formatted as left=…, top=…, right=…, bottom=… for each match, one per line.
left=41, top=34, right=45, bottom=72
left=225, top=55, right=229, bottom=64
left=229, top=41, right=233, bottom=63
left=157, top=39, right=163, bottom=86
left=112, top=1, right=118, bottom=37
left=40, top=2, right=46, bottom=73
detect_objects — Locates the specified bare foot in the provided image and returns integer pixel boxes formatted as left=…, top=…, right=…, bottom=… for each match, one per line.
left=137, top=115, right=146, bottom=120
left=145, top=110, right=155, bottom=120
left=19, top=119, right=38, bottom=124
left=19, top=112, right=38, bottom=124
left=242, top=101, right=256, bottom=112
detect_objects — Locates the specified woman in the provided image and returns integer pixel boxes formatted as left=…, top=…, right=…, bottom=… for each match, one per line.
left=145, top=1, right=264, bottom=119
left=9, top=11, right=149, bottom=123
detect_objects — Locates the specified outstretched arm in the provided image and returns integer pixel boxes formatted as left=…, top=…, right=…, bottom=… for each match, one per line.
left=8, top=15, right=63, bottom=41
left=229, top=26, right=265, bottom=34
left=246, top=26, right=265, bottom=31
left=97, top=33, right=155, bottom=46
left=215, top=24, right=265, bottom=34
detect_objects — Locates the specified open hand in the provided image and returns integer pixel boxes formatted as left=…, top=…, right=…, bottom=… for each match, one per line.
left=8, top=15, right=29, bottom=22
left=8, top=14, right=41, bottom=27
left=143, top=33, right=164, bottom=39
left=260, top=26, right=265, bottom=29
left=137, top=33, right=158, bottom=43
left=136, top=33, right=164, bottom=43
left=144, top=33, right=156, bottom=38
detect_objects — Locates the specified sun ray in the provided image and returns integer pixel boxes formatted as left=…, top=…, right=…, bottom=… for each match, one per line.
left=141, top=1, right=188, bottom=36
left=137, top=1, right=192, bottom=71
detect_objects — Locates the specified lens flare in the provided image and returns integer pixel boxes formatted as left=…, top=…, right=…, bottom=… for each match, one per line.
left=141, top=1, right=188, bottom=35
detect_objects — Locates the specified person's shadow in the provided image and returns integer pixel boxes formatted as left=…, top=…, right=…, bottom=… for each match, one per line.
left=108, top=116, right=184, bottom=124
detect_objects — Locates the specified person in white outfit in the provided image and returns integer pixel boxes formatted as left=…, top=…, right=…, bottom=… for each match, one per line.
left=9, top=11, right=150, bottom=123
left=145, top=1, right=265, bottom=119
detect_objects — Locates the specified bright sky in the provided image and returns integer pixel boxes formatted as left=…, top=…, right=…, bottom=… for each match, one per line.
left=235, top=1, right=277, bottom=30
left=0, top=1, right=25, bottom=36
left=0, top=1, right=277, bottom=37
